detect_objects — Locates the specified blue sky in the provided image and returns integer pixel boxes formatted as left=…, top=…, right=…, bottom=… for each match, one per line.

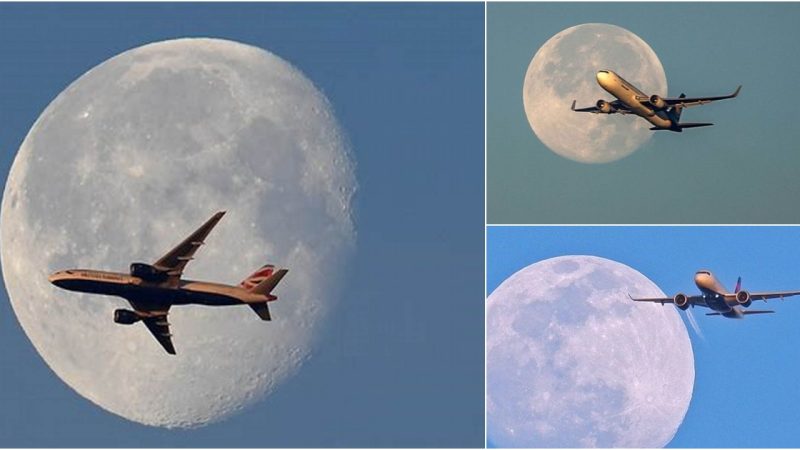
left=0, top=3, right=484, bottom=446
left=489, top=226, right=800, bottom=448
left=488, top=2, right=800, bottom=224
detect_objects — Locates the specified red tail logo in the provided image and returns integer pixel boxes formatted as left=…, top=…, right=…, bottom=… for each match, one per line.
left=240, top=264, right=275, bottom=290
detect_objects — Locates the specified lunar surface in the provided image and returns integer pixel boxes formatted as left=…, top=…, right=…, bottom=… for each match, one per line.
left=486, top=255, right=693, bottom=447
left=523, top=23, right=668, bottom=163
left=1, top=38, right=356, bottom=428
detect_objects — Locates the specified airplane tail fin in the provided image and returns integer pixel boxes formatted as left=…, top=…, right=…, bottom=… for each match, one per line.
left=667, top=93, right=687, bottom=122
left=735, top=276, right=742, bottom=293
left=249, top=268, right=289, bottom=297
left=242, top=266, right=288, bottom=321
left=239, top=264, right=275, bottom=290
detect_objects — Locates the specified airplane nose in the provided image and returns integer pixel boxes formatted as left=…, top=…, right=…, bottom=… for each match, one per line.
left=694, top=273, right=706, bottom=284
left=596, top=70, right=610, bottom=85
left=48, top=272, right=62, bottom=286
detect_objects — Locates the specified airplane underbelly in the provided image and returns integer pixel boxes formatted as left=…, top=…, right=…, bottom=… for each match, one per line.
left=627, top=101, right=671, bottom=128
left=58, top=279, right=128, bottom=296
left=611, top=88, right=671, bottom=128
left=644, top=114, right=672, bottom=128
left=172, top=289, right=240, bottom=306
left=117, top=285, right=239, bottom=307
left=705, top=295, right=732, bottom=312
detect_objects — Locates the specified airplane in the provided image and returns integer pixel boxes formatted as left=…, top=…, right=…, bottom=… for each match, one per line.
left=630, top=270, right=800, bottom=318
left=48, top=211, right=288, bottom=354
left=571, top=69, right=741, bottom=132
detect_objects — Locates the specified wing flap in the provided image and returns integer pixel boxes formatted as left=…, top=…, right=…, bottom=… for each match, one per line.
left=629, top=295, right=676, bottom=304
left=128, top=300, right=176, bottom=355
left=629, top=294, right=705, bottom=306
left=140, top=312, right=175, bottom=355
left=571, top=100, right=631, bottom=114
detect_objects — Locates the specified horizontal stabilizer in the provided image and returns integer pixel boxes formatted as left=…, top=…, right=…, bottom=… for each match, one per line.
left=650, top=123, right=714, bottom=131
left=248, top=302, right=271, bottom=321
left=677, top=123, right=714, bottom=129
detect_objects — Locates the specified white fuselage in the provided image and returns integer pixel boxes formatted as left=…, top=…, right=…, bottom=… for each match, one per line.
left=693, top=270, right=744, bottom=318
left=596, top=70, right=674, bottom=129
left=48, top=269, right=269, bottom=307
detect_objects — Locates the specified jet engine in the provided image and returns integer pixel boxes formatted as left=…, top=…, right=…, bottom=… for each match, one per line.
left=130, top=262, right=168, bottom=282
left=114, top=309, right=142, bottom=325
left=596, top=100, right=616, bottom=114
left=673, top=293, right=690, bottom=310
left=736, top=290, right=752, bottom=307
left=649, top=95, right=668, bottom=110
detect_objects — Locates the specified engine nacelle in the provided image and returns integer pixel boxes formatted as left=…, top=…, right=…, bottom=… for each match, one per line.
left=674, top=293, right=690, bottom=310
left=130, top=262, right=168, bottom=282
left=736, top=290, right=752, bottom=307
left=114, top=308, right=142, bottom=325
left=649, top=95, right=668, bottom=110
left=596, top=100, right=616, bottom=114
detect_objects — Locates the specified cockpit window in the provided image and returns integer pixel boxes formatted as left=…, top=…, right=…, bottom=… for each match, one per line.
left=65, top=270, right=74, bottom=275
left=697, top=270, right=710, bottom=275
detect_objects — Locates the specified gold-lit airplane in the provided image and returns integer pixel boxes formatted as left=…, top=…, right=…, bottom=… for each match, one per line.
left=48, top=211, right=287, bottom=354
left=630, top=270, right=800, bottom=318
left=571, top=70, right=741, bottom=132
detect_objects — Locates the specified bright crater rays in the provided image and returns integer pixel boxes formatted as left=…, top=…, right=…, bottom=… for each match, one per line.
left=486, top=255, right=693, bottom=447
left=523, top=23, right=667, bottom=163
left=1, top=38, right=356, bottom=428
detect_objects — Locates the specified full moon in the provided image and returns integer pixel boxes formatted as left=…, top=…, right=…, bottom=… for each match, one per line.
left=486, top=255, right=693, bottom=447
left=523, top=23, right=668, bottom=163
left=1, top=38, right=355, bottom=427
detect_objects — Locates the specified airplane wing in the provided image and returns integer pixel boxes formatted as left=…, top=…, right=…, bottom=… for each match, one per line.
left=628, top=294, right=704, bottom=305
left=724, top=290, right=800, bottom=302
left=570, top=100, right=633, bottom=114
left=141, top=313, right=175, bottom=355
left=128, top=300, right=175, bottom=354
left=658, top=86, right=741, bottom=108
left=152, top=211, right=225, bottom=286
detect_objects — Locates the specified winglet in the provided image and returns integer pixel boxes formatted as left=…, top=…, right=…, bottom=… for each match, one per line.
left=731, top=85, right=742, bottom=98
left=571, top=100, right=576, bottom=111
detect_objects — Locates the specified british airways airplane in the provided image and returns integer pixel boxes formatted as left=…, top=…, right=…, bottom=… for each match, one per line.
left=49, top=212, right=288, bottom=354
left=630, top=270, right=800, bottom=318
left=571, top=70, right=741, bottom=132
